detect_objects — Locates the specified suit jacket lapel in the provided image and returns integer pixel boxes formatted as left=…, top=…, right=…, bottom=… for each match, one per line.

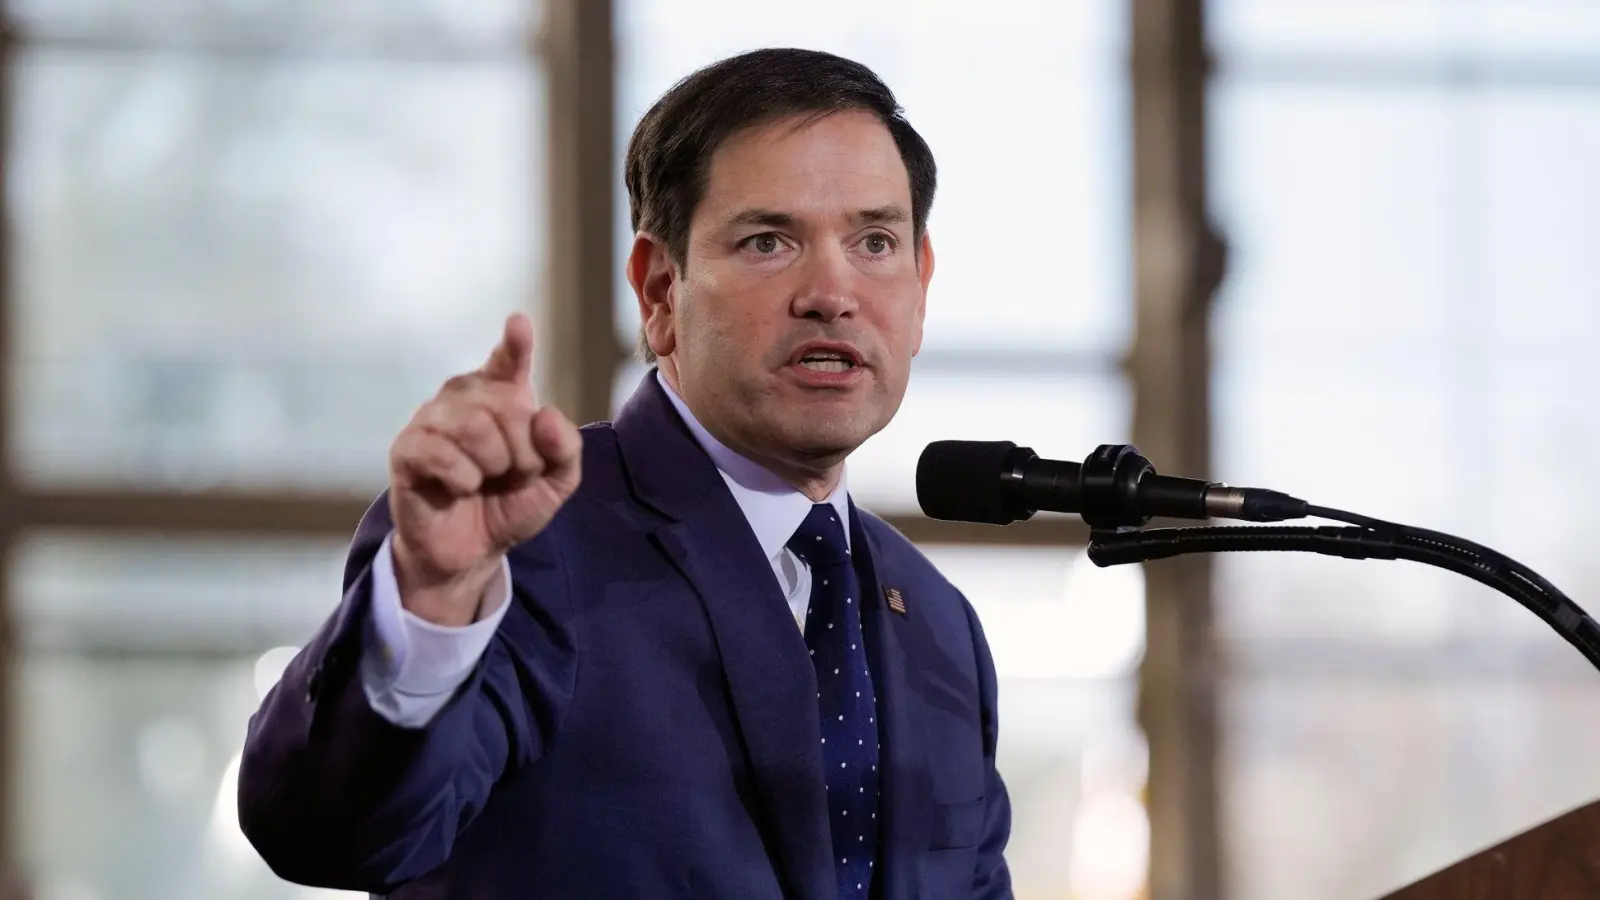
left=852, top=504, right=932, bottom=900
left=615, top=373, right=836, bottom=900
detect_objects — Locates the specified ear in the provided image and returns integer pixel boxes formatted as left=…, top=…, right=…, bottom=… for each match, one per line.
left=627, top=232, right=679, bottom=360
left=911, top=231, right=935, bottom=357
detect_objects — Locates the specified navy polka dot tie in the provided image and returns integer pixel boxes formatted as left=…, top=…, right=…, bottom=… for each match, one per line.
left=788, top=504, right=879, bottom=900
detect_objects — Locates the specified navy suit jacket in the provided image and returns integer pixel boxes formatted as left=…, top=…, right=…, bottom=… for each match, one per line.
left=239, top=373, right=1013, bottom=900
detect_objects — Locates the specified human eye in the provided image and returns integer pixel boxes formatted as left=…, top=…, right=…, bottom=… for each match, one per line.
left=739, top=232, right=788, bottom=256
left=858, top=230, right=899, bottom=258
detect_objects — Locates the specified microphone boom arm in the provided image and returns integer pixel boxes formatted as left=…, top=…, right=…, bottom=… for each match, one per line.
left=1088, top=522, right=1600, bottom=676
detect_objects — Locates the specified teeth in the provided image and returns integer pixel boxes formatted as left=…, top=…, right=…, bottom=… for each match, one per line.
left=800, top=359, right=852, bottom=373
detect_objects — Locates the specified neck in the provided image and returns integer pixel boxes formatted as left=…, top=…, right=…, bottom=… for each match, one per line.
left=773, top=463, right=844, bottom=502
left=658, top=362, right=846, bottom=502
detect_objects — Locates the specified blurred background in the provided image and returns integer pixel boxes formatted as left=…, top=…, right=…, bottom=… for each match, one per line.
left=1, top=0, right=1597, bottom=899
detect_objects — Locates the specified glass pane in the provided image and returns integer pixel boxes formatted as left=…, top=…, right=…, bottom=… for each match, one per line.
left=1210, top=81, right=1457, bottom=344
left=16, top=653, right=361, bottom=900
left=10, top=536, right=358, bottom=900
left=613, top=0, right=1130, bottom=358
left=1213, top=346, right=1458, bottom=524
left=7, top=0, right=533, bottom=51
left=1211, top=82, right=1600, bottom=648
left=1210, top=0, right=1600, bottom=62
left=1210, top=0, right=1451, bottom=58
left=1214, top=65, right=1600, bottom=900
left=612, top=365, right=1131, bottom=516
left=1480, top=347, right=1600, bottom=565
left=922, top=545, right=1145, bottom=682
left=10, top=51, right=543, bottom=491
left=12, top=534, right=351, bottom=652
left=1471, top=2, right=1600, bottom=60
left=1223, top=679, right=1600, bottom=900
left=1478, top=89, right=1600, bottom=341
left=916, top=544, right=1147, bottom=900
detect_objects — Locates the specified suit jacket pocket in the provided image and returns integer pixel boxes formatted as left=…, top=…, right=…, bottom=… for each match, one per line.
left=929, top=797, right=984, bottom=849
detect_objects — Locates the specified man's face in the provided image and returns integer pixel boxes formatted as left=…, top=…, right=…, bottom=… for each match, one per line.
left=635, top=110, right=933, bottom=482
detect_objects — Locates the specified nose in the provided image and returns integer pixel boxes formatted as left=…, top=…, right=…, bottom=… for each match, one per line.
left=791, top=244, right=859, bottom=322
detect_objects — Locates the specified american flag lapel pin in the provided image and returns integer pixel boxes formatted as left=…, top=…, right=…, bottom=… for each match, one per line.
left=885, top=587, right=908, bottom=616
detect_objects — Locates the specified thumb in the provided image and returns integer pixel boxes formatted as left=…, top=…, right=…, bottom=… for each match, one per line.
left=482, top=313, right=534, bottom=384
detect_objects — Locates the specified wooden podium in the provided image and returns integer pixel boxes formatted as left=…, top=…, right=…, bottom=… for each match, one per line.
left=1376, top=798, right=1600, bottom=898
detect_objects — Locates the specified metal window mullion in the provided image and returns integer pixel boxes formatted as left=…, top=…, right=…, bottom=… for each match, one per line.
left=542, top=0, right=620, bottom=426
left=1130, top=1, right=1226, bottom=898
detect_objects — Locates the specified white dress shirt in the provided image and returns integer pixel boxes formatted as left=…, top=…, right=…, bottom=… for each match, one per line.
left=360, top=371, right=850, bottom=727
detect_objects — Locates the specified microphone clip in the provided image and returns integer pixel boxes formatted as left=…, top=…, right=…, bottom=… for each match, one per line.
left=1079, top=444, right=1159, bottom=529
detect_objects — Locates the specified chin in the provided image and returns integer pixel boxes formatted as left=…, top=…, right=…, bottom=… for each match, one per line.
left=779, top=414, right=878, bottom=460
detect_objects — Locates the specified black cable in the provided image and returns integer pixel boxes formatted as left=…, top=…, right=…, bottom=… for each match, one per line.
left=1304, top=504, right=1387, bottom=530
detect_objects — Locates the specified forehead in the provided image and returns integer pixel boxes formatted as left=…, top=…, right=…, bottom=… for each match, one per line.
left=695, top=110, right=912, bottom=222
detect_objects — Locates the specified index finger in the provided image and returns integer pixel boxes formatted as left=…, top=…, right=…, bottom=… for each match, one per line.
left=481, top=312, right=535, bottom=387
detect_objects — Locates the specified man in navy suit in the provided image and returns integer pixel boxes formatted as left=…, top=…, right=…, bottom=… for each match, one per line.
left=239, top=47, right=1013, bottom=900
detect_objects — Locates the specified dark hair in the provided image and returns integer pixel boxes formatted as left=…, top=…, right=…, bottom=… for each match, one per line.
left=624, top=48, right=937, bottom=363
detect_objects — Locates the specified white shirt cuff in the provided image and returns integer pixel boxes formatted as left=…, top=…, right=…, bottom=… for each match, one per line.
left=360, top=532, right=514, bottom=727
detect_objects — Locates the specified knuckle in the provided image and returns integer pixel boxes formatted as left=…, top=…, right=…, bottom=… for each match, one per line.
left=440, top=373, right=479, bottom=394
left=417, top=442, right=456, bottom=472
left=483, top=382, right=535, bottom=416
left=461, top=408, right=502, bottom=443
left=393, top=429, right=429, bottom=461
left=507, top=392, right=539, bottom=419
left=413, top=396, right=457, bottom=430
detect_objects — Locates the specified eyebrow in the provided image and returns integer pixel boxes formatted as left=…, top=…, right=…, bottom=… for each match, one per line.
left=723, top=208, right=795, bottom=230
left=719, top=204, right=911, bottom=231
left=854, top=205, right=910, bottom=227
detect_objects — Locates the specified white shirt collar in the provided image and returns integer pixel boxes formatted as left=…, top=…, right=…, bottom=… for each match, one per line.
left=656, top=370, right=851, bottom=559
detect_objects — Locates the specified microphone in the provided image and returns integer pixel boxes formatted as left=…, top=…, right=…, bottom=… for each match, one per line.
left=916, top=440, right=1310, bottom=528
left=917, top=442, right=1600, bottom=684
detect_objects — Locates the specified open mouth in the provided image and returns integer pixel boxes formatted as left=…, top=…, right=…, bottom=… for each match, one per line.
left=798, top=354, right=856, bottom=373
left=790, top=344, right=863, bottom=374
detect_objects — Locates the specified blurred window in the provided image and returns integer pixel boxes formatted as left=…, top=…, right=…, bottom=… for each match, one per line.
left=1210, top=3, right=1600, bottom=898
left=922, top=544, right=1149, bottom=900
left=4, top=3, right=542, bottom=899
left=9, top=6, right=543, bottom=492
left=12, top=534, right=360, bottom=900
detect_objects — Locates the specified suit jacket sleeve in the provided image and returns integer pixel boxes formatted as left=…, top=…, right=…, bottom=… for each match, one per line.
left=236, top=492, right=577, bottom=893
left=965, top=596, right=1016, bottom=899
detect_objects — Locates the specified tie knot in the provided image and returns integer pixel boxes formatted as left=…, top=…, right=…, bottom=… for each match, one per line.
left=787, top=504, right=850, bottom=567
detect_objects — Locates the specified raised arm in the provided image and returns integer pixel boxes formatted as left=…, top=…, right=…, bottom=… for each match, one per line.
left=237, top=313, right=583, bottom=892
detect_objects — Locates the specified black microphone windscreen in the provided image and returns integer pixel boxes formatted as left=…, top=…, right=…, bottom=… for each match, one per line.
left=916, top=440, right=1018, bottom=525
